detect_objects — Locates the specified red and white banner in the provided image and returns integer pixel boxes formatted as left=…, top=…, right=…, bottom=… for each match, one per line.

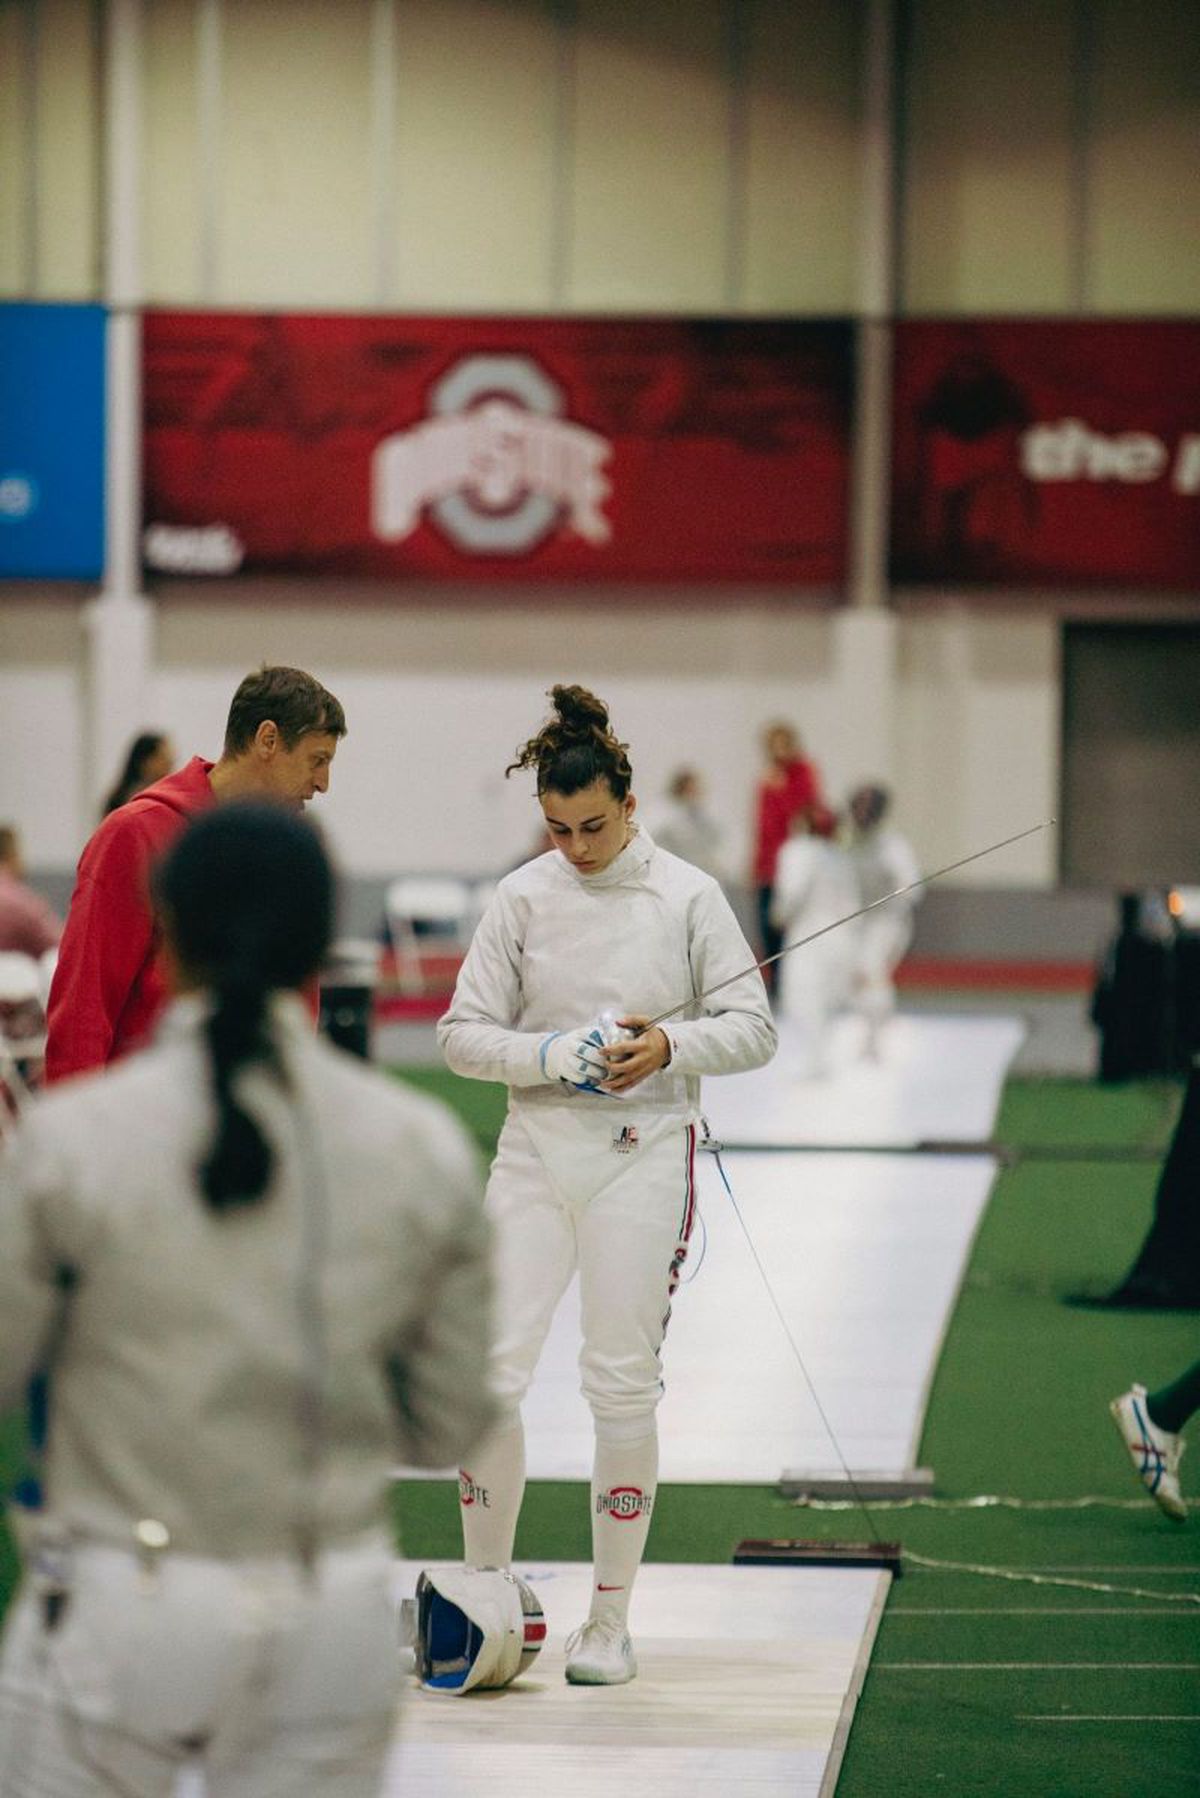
left=142, top=313, right=852, bottom=585
left=891, top=320, right=1200, bottom=589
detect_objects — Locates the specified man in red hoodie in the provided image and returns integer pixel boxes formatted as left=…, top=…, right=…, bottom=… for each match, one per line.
left=45, top=665, right=346, bottom=1083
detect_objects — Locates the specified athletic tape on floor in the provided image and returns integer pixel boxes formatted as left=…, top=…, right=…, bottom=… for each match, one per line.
left=714, top=1143, right=1198, bottom=1612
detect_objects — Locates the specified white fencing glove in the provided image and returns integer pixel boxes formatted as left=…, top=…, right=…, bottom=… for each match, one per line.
left=539, top=1025, right=610, bottom=1091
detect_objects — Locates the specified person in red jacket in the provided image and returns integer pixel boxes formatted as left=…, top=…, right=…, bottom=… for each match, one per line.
left=751, top=721, right=823, bottom=994
left=45, top=665, right=346, bottom=1084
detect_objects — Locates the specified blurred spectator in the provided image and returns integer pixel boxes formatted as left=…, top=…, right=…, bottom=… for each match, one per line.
left=0, top=826, right=62, bottom=960
left=1090, top=892, right=1179, bottom=1082
left=846, top=783, right=921, bottom=1057
left=1074, top=1056, right=1200, bottom=1311
left=650, top=768, right=726, bottom=881
left=771, top=804, right=859, bottom=1079
left=101, top=731, right=176, bottom=816
left=751, top=722, right=822, bottom=991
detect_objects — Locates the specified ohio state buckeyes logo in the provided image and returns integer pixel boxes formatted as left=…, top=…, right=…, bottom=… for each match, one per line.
left=458, top=1470, right=490, bottom=1508
left=595, top=1485, right=653, bottom=1522
left=371, top=354, right=613, bottom=555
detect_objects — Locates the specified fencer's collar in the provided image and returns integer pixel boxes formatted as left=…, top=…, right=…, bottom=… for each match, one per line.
left=563, top=822, right=656, bottom=890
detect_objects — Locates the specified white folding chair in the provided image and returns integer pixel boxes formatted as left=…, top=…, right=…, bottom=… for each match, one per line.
left=385, top=877, right=474, bottom=995
left=37, top=945, right=57, bottom=1011
left=0, top=951, right=45, bottom=1137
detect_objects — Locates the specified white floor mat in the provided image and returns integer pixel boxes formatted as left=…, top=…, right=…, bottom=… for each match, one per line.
left=386, top=1559, right=888, bottom=1798
left=706, top=1012, right=1025, bottom=1148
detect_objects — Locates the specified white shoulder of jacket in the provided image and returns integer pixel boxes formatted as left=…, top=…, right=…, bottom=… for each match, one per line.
left=24, top=1014, right=478, bottom=1192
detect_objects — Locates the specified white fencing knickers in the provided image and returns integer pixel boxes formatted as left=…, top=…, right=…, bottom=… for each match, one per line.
left=0, top=1532, right=400, bottom=1798
left=777, top=934, right=858, bottom=1078
left=479, top=1106, right=699, bottom=1443
left=857, top=909, right=915, bottom=1032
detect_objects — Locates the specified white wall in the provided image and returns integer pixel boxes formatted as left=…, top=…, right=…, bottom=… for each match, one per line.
left=0, top=598, right=87, bottom=865
left=895, top=607, right=1059, bottom=886
left=5, top=0, right=1197, bottom=312
left=1, top=588, right=1057, bottom=888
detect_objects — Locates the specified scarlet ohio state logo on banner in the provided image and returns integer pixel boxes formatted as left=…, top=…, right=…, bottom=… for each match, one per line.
left=141, top=313, right=851, bottom=584
left=891, top=320, right=1200, bottom=589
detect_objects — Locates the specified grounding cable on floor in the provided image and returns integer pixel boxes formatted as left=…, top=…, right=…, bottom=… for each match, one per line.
left=788, top=1498, right=1200, bottom=1605
left=706, top=1130, right=1200, bottom=1609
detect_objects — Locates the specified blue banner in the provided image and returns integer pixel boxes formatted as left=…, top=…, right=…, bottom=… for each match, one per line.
left=0, top=303, right=105, bottom=579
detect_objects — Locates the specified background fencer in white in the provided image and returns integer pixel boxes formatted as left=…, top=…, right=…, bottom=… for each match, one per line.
left=438, top=684, right=776, bottom=1687
left=846, top=783, right=923, bottom=1056
left=0, top=805, right=494, bottom=1798
left=771, top=804, right=861, bottom=1079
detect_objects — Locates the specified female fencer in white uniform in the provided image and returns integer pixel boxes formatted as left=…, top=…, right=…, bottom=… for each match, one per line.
left=0, top=804, right=494, bottom=1797
left=438, top=685, right=776, bottom=1686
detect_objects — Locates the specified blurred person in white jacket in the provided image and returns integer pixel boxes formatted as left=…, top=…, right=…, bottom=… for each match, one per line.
left=0, top=803, right=494, bottom=1798
left=847, top=783, right=922, bottom=1056
left=771, top=803, right=861, bottom=1079
left=438, top=685, right=776, bottom=1689
left=646, top=767, right=727, bottom=882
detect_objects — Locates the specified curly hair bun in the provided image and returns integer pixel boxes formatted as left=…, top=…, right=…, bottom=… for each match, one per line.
left=506, top=683, right=631, bottom=798
left=550, top=684, right=609, bottom=734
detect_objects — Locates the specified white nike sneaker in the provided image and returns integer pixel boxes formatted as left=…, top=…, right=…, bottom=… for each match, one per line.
left=1110, top=1384, right=1187, bottom=1521
left=564, top=1616, right=638, bottom=1685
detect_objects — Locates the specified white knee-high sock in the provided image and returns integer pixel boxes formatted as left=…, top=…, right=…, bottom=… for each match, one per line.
left=589, top=1431, right=658, bottom=1626
left=459, top=1416, right=526, bottom=1568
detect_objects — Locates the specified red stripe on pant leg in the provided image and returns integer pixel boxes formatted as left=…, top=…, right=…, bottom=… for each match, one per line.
left=676, top=1124, right=696, bottom=1245
left=665, top=1126, right=698, bottom=1310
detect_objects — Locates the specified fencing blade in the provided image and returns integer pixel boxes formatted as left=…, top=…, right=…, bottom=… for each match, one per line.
left=642, top=818, right=1055, bottom=1033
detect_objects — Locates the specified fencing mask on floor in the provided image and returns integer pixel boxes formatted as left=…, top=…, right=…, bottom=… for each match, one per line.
left=401, top=1566, right=546, bottom=1693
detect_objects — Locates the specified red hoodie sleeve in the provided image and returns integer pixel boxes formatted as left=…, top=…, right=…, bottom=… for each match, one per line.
left=44, top=814, right=159, bottom=1083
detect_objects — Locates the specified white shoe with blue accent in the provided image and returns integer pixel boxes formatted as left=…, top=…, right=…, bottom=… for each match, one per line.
left=1110, top=1384, right=1186, bottom=1521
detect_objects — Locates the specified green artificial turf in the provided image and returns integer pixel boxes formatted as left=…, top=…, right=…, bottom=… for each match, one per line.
left=835, top=1078, right=1199, bottom=1798
left=391, top=1064, right=508, bottom=1165
left=993, top=1075, right=1180, bottom=1154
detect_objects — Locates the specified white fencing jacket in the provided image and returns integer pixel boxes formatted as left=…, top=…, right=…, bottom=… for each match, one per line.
left=849, top=826, right=923, bottom=917
left=0, top=995, right=495, bottom=1559
left=438, top=825, right=777, bottom=1119
left=770, top=836, right=862, bottom=1016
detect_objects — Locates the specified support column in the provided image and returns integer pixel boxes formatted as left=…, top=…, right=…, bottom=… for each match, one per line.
left=832, top=607, right=900, bottom=785
left=839, top=0, right=900, bottom=781
left=847, top=0, right=898, bottom=619
left=369, top=0, right=396, bottom=306
left=84, top=0, right=154, bottom=815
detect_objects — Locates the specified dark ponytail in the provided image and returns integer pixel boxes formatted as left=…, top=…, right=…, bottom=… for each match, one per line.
left=199, top=966, right=274, bottom=1210
left=506, top=683, right=633, bottom=799
left=156, top=803, right=334, bottom=1212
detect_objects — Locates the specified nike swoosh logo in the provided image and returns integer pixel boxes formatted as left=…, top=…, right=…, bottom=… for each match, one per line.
left=597, top=1583, right=625, bottom=1591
